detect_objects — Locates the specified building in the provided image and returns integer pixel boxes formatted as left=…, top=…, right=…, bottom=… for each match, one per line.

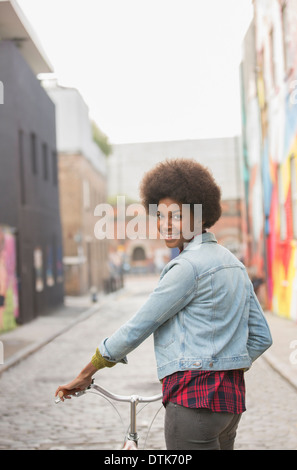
left=43, top=83, right=110, bottom=296
left=240, top=0, right=297, bottom=319
left=0, top=0, right=64, bottom=330
left=240, top=17, right=266, bottom=303
left=107, top=137, right=244, bottom=273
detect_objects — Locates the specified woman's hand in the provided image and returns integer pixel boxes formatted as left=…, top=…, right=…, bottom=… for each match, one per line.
left=55, top=362, right=97, bottom=401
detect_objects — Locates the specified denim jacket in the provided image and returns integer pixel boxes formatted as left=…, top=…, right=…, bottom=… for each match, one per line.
left=99, top=232, right=272, bottom=380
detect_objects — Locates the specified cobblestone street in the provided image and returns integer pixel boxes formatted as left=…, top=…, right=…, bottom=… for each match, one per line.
left=0, top=275, right=297, bottom=450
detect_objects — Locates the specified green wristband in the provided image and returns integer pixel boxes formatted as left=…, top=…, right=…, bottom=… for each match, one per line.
left=91, top=348, right=116, bottom=370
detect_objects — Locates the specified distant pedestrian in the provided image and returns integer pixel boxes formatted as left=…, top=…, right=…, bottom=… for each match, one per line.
left=56, top=158, right=272, bottom=450
left=0, top=229, right=7, bottom=331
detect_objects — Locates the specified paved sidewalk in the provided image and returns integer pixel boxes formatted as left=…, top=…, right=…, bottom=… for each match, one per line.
left=1, top=283, right=297, bottom=392
left=262, top=311, right=297, bottom=390
left=0, top=292, right=116, bottom=375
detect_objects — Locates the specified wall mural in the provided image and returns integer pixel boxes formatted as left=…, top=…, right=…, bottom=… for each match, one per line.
left=249, top=90, right=297, bottom=321
left=0, top=226, right=19, bottom=332
left=265, top=95, right=297, bottom=321
left=242, top=1, right=297, bottom=322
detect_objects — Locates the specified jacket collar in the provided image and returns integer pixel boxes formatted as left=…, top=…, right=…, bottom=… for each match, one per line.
left=182, top=231, right=217, bottom=252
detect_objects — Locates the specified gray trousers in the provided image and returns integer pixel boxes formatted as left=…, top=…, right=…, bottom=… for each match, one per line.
left=164, top=402, right=242, bottom=450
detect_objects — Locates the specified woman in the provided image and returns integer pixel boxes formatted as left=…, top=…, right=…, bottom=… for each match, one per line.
left=55, top=159, right=272, bottom=450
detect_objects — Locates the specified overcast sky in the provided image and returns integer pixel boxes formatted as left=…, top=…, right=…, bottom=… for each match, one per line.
left=18, top=0, right=253, bottom=144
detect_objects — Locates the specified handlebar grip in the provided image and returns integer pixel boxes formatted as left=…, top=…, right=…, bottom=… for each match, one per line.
left=55, top=389, right=70, bottom=403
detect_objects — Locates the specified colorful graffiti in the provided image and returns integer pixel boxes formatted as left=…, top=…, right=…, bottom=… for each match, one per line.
left=0, top=226, right=19, bottom=332
left=265, top=100, right=297, bottom=321
left=241, top=1, right=297, bottom=321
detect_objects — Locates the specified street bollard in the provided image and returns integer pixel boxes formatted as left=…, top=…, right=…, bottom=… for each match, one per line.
left=0, top=341, right=4, bottom=364
left=90, top=286, right=98, bottom=303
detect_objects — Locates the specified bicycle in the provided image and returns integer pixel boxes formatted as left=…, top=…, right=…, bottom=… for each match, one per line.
left=55, top=380, right=163, bottom=450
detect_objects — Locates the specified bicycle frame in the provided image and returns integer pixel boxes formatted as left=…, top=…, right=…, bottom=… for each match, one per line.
left=55, top=381, right=163, bottom=450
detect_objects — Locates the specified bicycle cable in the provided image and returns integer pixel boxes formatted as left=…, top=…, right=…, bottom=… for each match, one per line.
left=142, top=403, right=164, bottom=450
left=87, top=390, right=127, bottom=447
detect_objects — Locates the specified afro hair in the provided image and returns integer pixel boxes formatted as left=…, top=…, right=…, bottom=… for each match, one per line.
left=139, top=158, right=222, bottom=229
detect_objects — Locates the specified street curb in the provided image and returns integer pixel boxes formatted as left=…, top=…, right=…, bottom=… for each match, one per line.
left=262, top=351, right=297, bottom=391
left=262, top=311, right=297, bottom=392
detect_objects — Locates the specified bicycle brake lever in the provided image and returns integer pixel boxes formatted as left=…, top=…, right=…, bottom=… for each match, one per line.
left=73, top=390, right=86, bottom=397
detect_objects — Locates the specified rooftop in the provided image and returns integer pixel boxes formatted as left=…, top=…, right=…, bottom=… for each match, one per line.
left=0, top=0, right=53, bottom=74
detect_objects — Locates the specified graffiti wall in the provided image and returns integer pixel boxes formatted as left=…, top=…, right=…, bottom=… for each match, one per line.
left=266, top=98, right=297, bottom=320
left=241, top=0, right=297, bottom=321
left=0, top=226, right=19, bottom=332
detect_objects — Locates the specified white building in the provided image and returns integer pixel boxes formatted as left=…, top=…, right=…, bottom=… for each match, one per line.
left=108, top=137, right=243, bottom=203
left=41, top=82, right=110, bottom=294
left=44, top=82, right=107, bottom=177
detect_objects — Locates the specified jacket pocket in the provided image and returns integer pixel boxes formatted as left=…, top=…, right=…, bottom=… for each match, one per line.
left=154, top=318, right=175, bottom=348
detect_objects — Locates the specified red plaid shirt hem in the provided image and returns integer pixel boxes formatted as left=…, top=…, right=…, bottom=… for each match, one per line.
left=162, top=369, right=246, bottom=414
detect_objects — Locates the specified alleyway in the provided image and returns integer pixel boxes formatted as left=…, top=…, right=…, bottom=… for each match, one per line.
left=0, top=275, right=297, bottom=450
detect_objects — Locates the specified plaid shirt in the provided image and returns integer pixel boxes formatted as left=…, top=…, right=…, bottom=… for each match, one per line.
left=162, top=369, right=246, bottom=414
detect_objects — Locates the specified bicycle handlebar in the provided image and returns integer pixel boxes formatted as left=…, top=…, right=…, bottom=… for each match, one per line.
left=55, top=381, right=163, bottom=405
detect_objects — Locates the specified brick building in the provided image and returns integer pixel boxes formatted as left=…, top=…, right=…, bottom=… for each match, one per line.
left=43, top=83, right=110, bottom=296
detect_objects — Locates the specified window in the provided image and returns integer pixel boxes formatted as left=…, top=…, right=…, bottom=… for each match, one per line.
left=132, top=246, right=146, bottom=261
left=281, top=1, right=291, bottom=74
left=18, top=130, right=26, bottom=204
left=269, top=28, right=277, bottom=89
left=42, top=143, right=48, bottom=181
left=291, top=155, right=297, bottom=239
left=277, top=165, right=287, bottom=241
left=30, top=133, right=38, bottom=175
left=83, top=179, right=91, bottom=210
left=52, top=151, right=58, bottom=186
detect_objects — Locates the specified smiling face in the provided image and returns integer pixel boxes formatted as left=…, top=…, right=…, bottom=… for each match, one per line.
left=156, top=198, right=196, bottom=251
